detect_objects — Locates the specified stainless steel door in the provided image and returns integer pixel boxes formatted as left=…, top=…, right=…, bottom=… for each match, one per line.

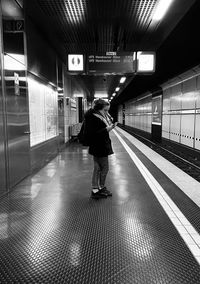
left=2, top=0, right=31, bottom=188
left=0, top=6, right=7, bottom=194
left=4, top=66, right=30, bottom=188
left=0, top=56, right=6, bottom=193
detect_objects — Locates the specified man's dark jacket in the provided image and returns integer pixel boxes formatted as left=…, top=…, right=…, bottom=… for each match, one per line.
left=82, top=109, right=114, bottom=157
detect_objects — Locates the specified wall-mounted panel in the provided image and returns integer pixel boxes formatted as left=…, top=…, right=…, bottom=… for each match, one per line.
left=196, top=91, right=200, bottom=109
left=163, top=88, right=171, bottom=112
left=170, top=115, right=181, bottom=143
left=182, top=78, right=196, bottom=110
left=171, top=84, right=182, bottom=110
left=0, top=62, right=6, bottom=194
left=2, top=1, right=31, bottom=189
left=196, top=84, right=200, bottom=109
left=195, top=114, right=200, bottom=150
left=180, top=115, right=195, bottom=147
left=162, top=115, right=170, bottom=139
left=196, top=75, right=200, bottom=109
left=4, top=59, right=30, bottom=188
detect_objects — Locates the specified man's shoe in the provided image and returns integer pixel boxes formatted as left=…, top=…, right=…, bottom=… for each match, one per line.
left=91, top=190, right=108, bottom=199
left=100, top=187, right=112, bottom=197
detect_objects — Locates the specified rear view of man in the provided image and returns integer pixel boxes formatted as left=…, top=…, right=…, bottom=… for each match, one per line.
left=84, top=99, right=117, bottom=199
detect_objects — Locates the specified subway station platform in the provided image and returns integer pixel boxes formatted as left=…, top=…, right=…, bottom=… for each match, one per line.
left=0, top=128, right=200, bottom=283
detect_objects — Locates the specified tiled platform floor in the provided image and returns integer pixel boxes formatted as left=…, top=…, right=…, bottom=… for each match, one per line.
left=0, top=132, right=200, bottom=283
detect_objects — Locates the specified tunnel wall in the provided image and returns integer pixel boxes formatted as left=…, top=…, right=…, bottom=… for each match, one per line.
left=118, top=66, right=200, bottom=151
left=124, top=93, right=152, bottom=134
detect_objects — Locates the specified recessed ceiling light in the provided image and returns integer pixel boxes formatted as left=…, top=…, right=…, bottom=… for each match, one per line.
left=65, top=0, right=85, bottom=24
left=94, top=93, right=108, bottom=98
left=120, top=77, right=126, bottom=84
left=115, top=87, right=120, bottom=92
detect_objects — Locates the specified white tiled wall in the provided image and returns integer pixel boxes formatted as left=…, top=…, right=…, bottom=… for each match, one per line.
left=180, top=115, right=195, bottom=147
left=195, top=114, right=200, bottom=150
left=162, top=88, right=171, bottom=139
left=162, top=75, right=200, bottom=150
left=170, top=115, right=181, bottom=143
left=118, top=69, right=200, bottom=151
left=122, top=96, right=152, bottom=133
left=182, top=78, right=196, bottom=110
left=171, top=84, right=182, bottom=109
left=162, top=115, right=170, bottom=139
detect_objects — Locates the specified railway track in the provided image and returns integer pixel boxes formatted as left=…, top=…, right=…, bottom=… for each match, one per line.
left=119, top=126, right=200, bottom=183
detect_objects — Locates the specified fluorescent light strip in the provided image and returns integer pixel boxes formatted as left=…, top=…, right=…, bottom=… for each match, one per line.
left=120, top=77, right=126, bottom=84
left=79, top=0, right=84, bottom=12
left=94, top=94, right=108, bottom=98
left=152, top=122, right=162, bottom=125
left=71, top=1, right=78, bottom=20
left=65, top=5, right=74, bottom=24
left=78, top=0, right=84, bottom=16
left=153, top=0, right=174, bottom=21
left=65, top=0, right=84, bottom=24
left=114, top=129, right=200, bottom=266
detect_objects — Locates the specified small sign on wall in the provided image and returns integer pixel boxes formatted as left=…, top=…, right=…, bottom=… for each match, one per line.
left=14, top=72, right=20, bottom=96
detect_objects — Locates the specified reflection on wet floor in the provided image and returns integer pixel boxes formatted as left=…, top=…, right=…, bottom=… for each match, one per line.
left=0, top=134, right=199, bottom=283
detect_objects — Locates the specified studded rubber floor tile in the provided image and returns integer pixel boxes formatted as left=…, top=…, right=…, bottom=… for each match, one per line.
left=0, top=135, right=200, bottom=283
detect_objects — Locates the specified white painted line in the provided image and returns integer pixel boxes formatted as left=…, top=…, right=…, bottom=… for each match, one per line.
left=116, top=127, right=200, bottom=208
left=113, top=129, right=200, bottom=265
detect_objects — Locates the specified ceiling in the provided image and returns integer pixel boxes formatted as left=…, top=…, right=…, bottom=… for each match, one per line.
left=35, top=0, right=157, bottom=54
left=113, top=0, right=200, bottom=105
left=28, top=0, right=197, bottom=101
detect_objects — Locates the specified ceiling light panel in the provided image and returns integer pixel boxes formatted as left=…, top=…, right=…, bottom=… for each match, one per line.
left=64, top=0, right=85, bottom=24
left=120, top=77, right=126, bottom=84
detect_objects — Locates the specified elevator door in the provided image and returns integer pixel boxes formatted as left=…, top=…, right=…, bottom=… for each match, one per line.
left=0, top=66, right=6, bottom=193
left=4, top=59, right=31, bottom=188
left=2, top=0, right=31, bottom=188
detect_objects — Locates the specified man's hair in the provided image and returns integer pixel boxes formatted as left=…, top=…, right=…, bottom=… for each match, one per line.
left=93, top=99, right=110, bottom=111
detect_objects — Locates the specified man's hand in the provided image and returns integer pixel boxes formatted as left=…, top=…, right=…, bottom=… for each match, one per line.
left=106, top=122, right=118, bottom=132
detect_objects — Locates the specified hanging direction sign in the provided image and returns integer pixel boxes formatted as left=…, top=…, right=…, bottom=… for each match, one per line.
left=88, top=52, right=136, bottom=74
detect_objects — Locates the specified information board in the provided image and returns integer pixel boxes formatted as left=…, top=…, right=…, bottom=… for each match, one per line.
left=88, top=53, right=135, bottom=74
